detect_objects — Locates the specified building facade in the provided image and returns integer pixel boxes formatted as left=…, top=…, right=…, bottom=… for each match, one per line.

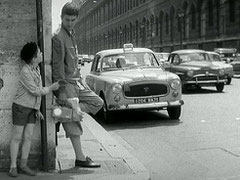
left=75, top=0, right=240, bottom=54
left=0, top=0, right=55, bottom=171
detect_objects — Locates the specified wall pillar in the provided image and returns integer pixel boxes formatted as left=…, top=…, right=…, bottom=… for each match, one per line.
left=0, top=0, right=55, bottom=171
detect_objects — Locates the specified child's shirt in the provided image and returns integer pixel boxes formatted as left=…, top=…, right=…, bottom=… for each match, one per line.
left=13, top=64, right=50, bottom=110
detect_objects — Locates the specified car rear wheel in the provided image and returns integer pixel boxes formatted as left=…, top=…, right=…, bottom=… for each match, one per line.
left=216, top=83, right=224, bottom=92
left=167, top=106, right=181, bottom=119
left=226, top=77, right=232, bottom=85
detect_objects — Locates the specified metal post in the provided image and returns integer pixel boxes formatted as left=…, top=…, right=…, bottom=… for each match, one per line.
left=36, top=0, right=48, bottom=172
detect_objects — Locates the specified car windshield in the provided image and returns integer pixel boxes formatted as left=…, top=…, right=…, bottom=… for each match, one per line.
left=179, top=53, right=210, bottom=62
left=100, top=52, right=160, bottom=71
left=208, top=54, right=221, bottom=62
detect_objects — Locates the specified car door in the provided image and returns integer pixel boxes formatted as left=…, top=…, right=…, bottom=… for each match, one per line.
left=87, top=55, right=101, bottom=91
left=165, top=54, right=183, bottom=75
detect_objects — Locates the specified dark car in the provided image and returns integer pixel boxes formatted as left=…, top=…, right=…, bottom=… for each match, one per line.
left=164, top=49, right=226, bottom=92
left=214, top=48, right=240, bottom=75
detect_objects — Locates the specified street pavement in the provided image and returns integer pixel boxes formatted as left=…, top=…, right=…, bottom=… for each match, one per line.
left=0, top=113, right=150, bottom=180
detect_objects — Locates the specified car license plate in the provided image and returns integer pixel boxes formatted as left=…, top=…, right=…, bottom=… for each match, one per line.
left=134, top=97, right=160, bottom=104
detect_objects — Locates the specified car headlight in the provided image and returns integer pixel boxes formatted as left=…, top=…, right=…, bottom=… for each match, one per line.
left=187, top=70, right=194, bottom=77
left=219, top=69, right=225, bottom=76
left=112, top=83, right=122, bottom=94
left=170, top=79, right=181, bottom=89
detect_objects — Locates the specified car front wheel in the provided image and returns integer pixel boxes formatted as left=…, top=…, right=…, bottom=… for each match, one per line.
left=99, top=95, right=113, bottom=123
left=167, top=106, right=181, bottom=119
left=226, top=77, right=232, bottom=85
left=216, top=83, right=224, bottom=92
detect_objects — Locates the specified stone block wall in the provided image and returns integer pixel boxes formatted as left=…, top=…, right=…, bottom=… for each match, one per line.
left=0, top=0, right=55, bottom=171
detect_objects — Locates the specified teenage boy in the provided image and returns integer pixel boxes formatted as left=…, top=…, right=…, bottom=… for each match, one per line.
left=52, top=2, right=103, bottom=168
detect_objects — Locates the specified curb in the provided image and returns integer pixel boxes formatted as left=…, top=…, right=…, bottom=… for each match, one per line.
left=83, top=114, right=151, bottom=180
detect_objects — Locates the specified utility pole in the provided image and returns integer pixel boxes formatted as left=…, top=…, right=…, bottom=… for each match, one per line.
left=36, top=0, right=48, bottom=172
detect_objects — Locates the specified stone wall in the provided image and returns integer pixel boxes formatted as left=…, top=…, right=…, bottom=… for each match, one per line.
left=0, top=0, right=55, bottom=171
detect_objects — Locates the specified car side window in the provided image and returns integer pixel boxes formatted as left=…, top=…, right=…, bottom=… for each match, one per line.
left=91, top=55, right=101, bottom=72
left=168, top=55, right=174, bottom=63
left=171, top=55, right=180, bottom=64
left=102, top=57, right=112, bottom=70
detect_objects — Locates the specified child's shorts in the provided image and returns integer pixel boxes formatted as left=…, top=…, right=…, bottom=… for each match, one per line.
left=12, top=103, right=37, bottom=126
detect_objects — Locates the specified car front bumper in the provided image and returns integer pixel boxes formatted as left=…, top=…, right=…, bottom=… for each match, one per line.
left=108, top=100, right=184, bottom=111
left=183, top=79, right=226, bottom=85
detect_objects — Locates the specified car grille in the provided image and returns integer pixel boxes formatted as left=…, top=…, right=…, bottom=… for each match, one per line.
left=124, top=83, right=168, bottom=97
left=232, top=64, right=240, bottom=71
left=195, top=75, right=218, bottom=81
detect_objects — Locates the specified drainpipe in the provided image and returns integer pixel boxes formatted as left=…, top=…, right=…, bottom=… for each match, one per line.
left=36, top=0, right=48, bottom=172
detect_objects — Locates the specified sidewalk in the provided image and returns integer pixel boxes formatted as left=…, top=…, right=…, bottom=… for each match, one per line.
left=1, top=113, right=150, bottom=180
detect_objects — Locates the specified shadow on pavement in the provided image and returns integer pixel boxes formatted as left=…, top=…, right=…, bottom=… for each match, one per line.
left=95, top=110, right=182, bottom=131
left=183, top=86, right=226, bottom=95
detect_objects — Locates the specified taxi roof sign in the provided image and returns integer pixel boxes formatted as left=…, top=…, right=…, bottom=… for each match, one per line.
left=123, top=43, right=133, bottom=51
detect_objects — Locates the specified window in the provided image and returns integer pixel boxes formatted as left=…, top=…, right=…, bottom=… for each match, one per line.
left=191, top=5, right=196, bottom=29
left=208, top=0, right=213, bottom=26
left=155, top=17, right=159, bottom=36
left=165, top=14, right=169, bottom=34
left=229, top=0, right=235, bottom=22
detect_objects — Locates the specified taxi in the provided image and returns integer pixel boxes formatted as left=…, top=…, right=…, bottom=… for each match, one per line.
left=85, top=44, right=184, bottom=122
left=164, top=49, right=226, bottom=92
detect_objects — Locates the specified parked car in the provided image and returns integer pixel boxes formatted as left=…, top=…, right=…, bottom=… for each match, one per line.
left=207, top=51, right=234, bottom=85
left=89, top=55, right=94, bottom=62
left=164, top=49, right=226, bottom=92
left=77, top=54, right=84, bottom=66
left=214, top=48, right=240, bottom=75
left=82, top=54, right=91, bottom=63
left=85, top=43, right=184, bottom=122
left=154, top=52, right=170, bottom=64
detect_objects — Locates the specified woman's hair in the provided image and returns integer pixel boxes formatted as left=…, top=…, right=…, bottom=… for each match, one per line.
left=61, top=2, right=79, bottom=17
left=20, top=42, right=38, bottom=64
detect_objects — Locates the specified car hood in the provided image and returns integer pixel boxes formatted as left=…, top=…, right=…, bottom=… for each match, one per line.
left=101, top=68, right=176, bottom=82
left=177, top=61, right=218, bottom=70
left=212, top=62, right=233, bottom=68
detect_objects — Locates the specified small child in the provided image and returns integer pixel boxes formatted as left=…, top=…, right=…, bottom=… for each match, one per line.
left=9, top=42, right=60, bottom=177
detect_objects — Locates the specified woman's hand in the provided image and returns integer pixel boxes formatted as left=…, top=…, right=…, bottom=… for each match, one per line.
left=36, top=110, right=44, bottom=121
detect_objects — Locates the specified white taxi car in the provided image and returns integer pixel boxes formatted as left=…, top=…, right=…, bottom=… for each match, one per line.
left=86, top=44, right=184, bottom=122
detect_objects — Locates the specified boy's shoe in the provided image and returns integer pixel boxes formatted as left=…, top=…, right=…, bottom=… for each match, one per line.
left=75, top=156, right=101, bottom=168
left=9, top=167, right=18, bottom=177
left=19, top=166, right=36, bottom=176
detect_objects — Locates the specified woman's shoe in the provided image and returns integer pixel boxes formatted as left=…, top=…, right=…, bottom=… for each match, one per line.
left=19, top=166, right=36, bottom=176
left=9, top=167, right=18, bottom=177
